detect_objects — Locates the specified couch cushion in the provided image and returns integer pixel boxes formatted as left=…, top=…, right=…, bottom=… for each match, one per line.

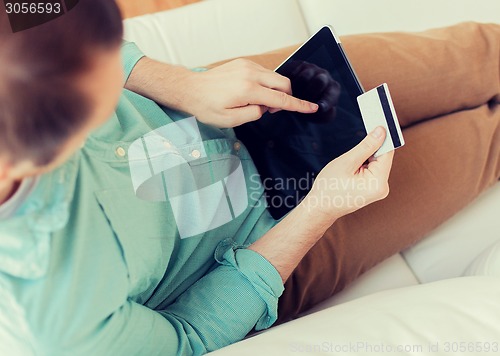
left=211, top=276, right=500, bottom=355
left=403, top=183, right=500, bottom=283
left=464, top=240, right=500, bottom=277
left=123, top=0, right=310, bottom=68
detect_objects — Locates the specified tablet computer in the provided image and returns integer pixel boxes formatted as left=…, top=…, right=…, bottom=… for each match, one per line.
left=234, top=25, right=368, bottom=220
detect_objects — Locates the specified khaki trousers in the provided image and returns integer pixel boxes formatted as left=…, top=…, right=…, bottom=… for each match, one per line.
left=242, top=22, right=500, bottom=323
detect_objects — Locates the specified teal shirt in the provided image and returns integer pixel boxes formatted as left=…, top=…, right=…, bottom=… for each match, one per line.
left=0, top=42, right=284, bottom=355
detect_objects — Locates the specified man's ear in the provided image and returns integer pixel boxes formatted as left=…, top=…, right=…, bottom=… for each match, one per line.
left=0, top=157, right=13, bottom=182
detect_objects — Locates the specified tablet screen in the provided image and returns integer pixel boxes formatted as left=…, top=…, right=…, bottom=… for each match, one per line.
left=234, top=26, right=368, bottom=219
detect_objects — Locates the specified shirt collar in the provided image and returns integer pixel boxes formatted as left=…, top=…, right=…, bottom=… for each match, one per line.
left=0, top=155, right=79, bottom=279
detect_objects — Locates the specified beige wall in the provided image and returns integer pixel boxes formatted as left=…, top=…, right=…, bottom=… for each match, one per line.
left=116, top=0, right=201, bottom=18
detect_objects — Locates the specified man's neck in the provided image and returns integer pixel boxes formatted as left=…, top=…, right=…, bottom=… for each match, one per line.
left=0, top=180, right=21, bottom=205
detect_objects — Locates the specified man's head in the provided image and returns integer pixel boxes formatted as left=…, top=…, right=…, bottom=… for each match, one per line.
left=0, top=0, right=124, bottom=179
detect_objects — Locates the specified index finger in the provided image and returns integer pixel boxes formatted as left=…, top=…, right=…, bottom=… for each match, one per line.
left=251, top=87, right=319, bottom=114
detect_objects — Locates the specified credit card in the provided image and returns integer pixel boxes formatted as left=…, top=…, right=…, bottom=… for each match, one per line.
left=357, top=83, right=405, bottom=157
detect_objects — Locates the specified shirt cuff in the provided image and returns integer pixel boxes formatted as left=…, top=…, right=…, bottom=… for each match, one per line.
left=121, top=41, right=146, bottom=84
left=215, top=240, right=284, bottom=330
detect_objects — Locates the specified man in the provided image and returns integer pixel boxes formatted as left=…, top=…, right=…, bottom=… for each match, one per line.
left=0, top=1, right=499, bottom=355
left=0, top=1, right=391, bottom=354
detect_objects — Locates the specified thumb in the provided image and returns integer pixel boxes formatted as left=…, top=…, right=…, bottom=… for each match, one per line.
left=345, top=126, right=386, bottom=171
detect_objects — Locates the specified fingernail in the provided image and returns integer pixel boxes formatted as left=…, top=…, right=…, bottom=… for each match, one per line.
left=310, top=103, right=319, bottom=111
left=371, top=127, right=384, bottom=139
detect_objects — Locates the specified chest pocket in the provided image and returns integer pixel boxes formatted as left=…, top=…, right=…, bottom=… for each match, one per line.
left=127, top=117, right=249, bottom=240
left=95, top=187, right=176, bottom=302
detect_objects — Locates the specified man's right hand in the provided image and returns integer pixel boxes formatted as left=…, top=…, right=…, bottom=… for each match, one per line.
left=126, top=56, right=318, bottom=128
left=183, top=58, right=319, bottom=128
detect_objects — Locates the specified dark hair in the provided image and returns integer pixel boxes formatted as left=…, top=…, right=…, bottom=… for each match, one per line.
left=0, top=0, right=123, bottom=166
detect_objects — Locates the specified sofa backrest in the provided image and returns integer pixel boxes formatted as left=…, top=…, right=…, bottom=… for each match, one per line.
left=123, top=0, right=500, bottom=67
left=298, top=0, right=500, bottom=36
left=123, top=0, right=309, bottom=67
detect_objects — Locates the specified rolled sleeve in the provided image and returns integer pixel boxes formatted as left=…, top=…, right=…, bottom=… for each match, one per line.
left=215, top=243, right=284, bottom=330
left=162, top=240, right=284, bottom=353
left=121, top=41, right=145, bottom=84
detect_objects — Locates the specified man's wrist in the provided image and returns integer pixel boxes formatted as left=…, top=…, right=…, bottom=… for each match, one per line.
left=292, top=194, right=340, bottom=235
left=124, top=56, right=197, bottom=113
left=297, top=193, right=340, bottom=232
left=170, top=68, right=199, bottom=114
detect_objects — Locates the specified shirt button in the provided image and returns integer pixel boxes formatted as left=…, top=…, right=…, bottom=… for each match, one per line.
left=191, top=149, right=201, bottom=159
left=267, top=140, right=275, bottom=149
left=233, top=141, right=241, bottom=151
left=163, top=141, right=172, bottom=149
left=116, top=147, right=126, bottom=157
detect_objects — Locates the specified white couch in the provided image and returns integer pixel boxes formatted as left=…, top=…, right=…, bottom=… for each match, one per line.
left=123, top=1, right=500, bottom=354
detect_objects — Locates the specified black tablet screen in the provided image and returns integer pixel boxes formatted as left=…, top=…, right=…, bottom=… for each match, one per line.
left=234, top=26, right=367, bottom=219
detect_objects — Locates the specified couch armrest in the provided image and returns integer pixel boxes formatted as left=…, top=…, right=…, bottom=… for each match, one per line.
left=211, top=276, right=500, bottom=355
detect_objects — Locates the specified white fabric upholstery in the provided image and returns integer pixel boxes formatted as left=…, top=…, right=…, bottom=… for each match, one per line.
left=403, top=183, right=500, bottom=282
left=297, top=0, right=500, bottom=36
left=124, top=0, right=309, bottom=67
left=211, top=277, right=500, bottom=355
left=464, top=240, right=500, bottom=277
left=124, top=0, right=500, bottom=68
